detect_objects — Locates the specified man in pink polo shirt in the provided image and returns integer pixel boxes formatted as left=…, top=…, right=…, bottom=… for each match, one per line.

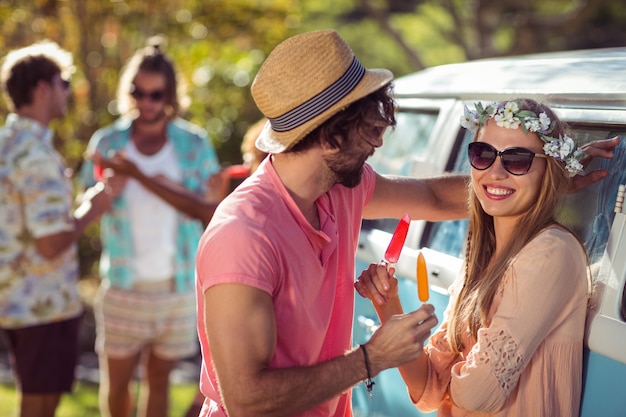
left=194, top=30, right=614, bottom=417
left=195, top=29, right=464, bottom=417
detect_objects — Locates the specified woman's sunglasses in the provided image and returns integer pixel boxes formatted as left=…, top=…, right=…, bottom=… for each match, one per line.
left=468, top=141, right=547, bottom=176
left=130, top=86, right=165, bottom=102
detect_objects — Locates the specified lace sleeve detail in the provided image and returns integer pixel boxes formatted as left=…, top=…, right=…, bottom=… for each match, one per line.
left=466, top=327, right=525, bottom=397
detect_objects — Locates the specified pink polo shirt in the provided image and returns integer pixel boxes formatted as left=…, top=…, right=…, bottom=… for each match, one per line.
left=195, top=157, right=376, bottom=416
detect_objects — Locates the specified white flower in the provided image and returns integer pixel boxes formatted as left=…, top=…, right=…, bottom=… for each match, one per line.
left=543, top=140, right=561, bottom=159
left=565, top=157, right=584, bottom=177
left=559, top=136, right=576, bottom=160
left=538, top=112, right=551, bottom=132
left=494, top=110, right=521, bottom=129
left=461, top=106, right=479, bottom=132
left=525, top=119, right=541, bottom=132
left=504, top=101, right=519, bottom=115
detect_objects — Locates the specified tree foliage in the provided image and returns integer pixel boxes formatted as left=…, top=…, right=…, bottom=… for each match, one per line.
left=0, top=0, right=300, bottom=167
left=302, top=0, right=626, bottom=74
left=0, top=0, right=623, bottom=165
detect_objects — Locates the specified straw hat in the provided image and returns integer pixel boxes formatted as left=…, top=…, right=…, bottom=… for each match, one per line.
left=252, top=29, right=393, bottom=153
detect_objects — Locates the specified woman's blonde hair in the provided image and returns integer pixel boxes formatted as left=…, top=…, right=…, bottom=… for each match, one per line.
left=447, top=98, right=574, bottom=353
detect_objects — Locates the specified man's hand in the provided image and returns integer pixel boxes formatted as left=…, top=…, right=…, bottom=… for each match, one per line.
left=365, top=304, right=438, bottom=376
left=570, top=136, right=620, bottom=194
left=91, top=151, right=141, bottom=179
left=205, top=169, right=232, bottom=203
left=102, top=173, right=128, bottom=199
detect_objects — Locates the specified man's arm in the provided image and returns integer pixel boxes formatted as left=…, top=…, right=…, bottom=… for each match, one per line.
left=203, top=283, right=437, bottom=417
left=92, top=152, right=218, bottom=226
left=363, top=172, right=469, bottom=221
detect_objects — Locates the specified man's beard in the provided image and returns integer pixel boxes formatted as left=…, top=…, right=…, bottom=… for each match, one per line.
left=136, top=109, right=167, bottom=125
left=326, top=156, right=366, bottom=188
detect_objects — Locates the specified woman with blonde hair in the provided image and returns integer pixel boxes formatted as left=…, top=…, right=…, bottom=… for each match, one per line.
left=356, top=98, right=590, bottom=416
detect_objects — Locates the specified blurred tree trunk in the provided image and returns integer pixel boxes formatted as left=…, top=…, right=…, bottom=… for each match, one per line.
left=358, top=0, right=426, bottom=69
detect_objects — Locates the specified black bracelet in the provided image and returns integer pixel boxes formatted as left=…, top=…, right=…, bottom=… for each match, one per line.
left=359, top=344, right=375, bottom=399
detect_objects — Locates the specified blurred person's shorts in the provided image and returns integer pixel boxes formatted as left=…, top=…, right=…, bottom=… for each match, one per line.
left=1, top=315, right=82, bottom=393
left=94, top=279, right=198, bottom=360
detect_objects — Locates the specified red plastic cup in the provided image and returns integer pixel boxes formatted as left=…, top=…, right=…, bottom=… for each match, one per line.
left=225, top=164, right=251, bottom=179
left=94, top=163, right=104, bottom=181
left=225, top=164, right=251, bottom=193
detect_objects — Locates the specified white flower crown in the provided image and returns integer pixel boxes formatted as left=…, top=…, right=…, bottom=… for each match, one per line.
left=460, top=100, right=586, bottom=177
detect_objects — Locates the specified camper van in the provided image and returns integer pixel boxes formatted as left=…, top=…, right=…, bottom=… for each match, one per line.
left=352, top=47, right=626, bottom=417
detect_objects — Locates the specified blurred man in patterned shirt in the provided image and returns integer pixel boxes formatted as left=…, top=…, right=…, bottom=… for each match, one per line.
left=0, top=40, right=117, bottom=417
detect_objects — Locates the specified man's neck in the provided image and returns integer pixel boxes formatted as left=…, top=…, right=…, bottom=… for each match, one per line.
left=131, top=117, right=169, bottom=156
left=132, top=115, right=168, bottom=134
left=17, top=106, right=51, bottom=127
left=272, top=150, right=332, bottom=230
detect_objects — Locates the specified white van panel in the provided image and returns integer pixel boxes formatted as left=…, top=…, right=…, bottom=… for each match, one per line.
left=586, top=211, right=626, bottom=365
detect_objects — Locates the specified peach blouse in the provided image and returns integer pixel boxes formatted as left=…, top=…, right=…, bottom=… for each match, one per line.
left=416, top=227, right=589, bottom=417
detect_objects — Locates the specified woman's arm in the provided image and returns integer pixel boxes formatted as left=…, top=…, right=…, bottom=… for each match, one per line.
left=355, top=263, right=433, bottom=403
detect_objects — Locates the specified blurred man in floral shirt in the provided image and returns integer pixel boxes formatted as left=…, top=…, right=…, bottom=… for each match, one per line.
left=0, top=40, right=115, bottom=417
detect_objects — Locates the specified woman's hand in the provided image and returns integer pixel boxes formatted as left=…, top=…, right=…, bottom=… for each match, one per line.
left=570, top=136, right=620, bottom=193
left=355, top=262, right=399, bottom=306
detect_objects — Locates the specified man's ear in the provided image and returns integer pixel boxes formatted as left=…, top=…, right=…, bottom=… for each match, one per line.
left=319, top=134, right=342, bottom=155
left=33, top=78, right=51, bottom=98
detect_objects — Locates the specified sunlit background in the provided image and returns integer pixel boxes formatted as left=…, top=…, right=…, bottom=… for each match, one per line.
left=1, top=0, right=623, bottom=167
left=1, top=0, right=624, bottom=333
left=0, top=1, right=624, bottom=415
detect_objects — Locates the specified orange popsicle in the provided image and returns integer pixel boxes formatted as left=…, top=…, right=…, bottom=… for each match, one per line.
left=416, top=251, right=429, bottom=302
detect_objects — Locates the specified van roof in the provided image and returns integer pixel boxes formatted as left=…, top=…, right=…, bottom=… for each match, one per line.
left=393, top=47, right=626, bottom=109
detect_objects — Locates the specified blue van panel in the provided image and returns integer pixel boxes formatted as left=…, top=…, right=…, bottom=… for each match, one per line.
left=580, top=349, right=626, bottom=417
left=353, top=258, right=449, bottom=416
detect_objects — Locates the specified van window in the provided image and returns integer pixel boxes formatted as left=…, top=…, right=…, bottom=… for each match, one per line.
left=421, top=129, right=472, bottom=257
left=562, top=129, right=626, bottom=265
left=364, top=109, right=439, bottom=234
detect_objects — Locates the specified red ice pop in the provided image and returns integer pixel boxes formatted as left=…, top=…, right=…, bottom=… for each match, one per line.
left=383, top=213, right=411, bottom=266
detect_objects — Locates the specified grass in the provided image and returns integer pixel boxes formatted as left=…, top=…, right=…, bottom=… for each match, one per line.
left=0, top=381, right=198, bottom=417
